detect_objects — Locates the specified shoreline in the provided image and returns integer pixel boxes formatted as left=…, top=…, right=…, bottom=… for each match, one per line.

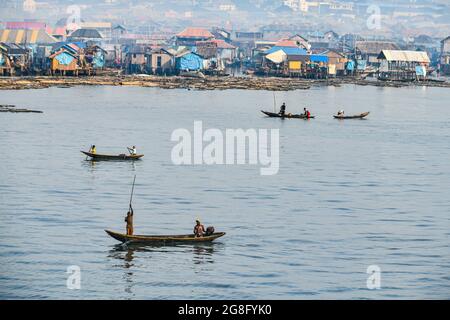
left=1, top=75, right=449, bottom=91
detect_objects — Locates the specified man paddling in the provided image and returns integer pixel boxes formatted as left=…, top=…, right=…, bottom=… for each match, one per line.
left=194, top=219, right=205, bottom=237
left=127, top=146, right=137, bottom=155
left=125, top=207, right=134, bottom=236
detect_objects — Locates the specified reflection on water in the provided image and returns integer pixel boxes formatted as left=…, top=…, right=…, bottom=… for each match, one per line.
left=107, top=242, right=222, bottom=296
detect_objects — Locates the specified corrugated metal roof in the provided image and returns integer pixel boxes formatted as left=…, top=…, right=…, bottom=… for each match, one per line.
left=6, top=22, right=47, bottom=30
left=356, top=41, right=400, bottom=54
left=378, top=50, right=430, bottom=63
left=275, top=40, right=298, bottom=47
left=265, top=46, right=307, bottom=56
left=310, top=54, right=329, bottom=63
left=176, top=27, right=213, bottom=39
left=0, top=29, right=57, bottom=44
left=266, top=50, right=287, bottom=64
left=69, top=28, right=103, bottom=39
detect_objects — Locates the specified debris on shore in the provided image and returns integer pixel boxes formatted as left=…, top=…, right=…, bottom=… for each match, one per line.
left=0, top=104, right=43, bottom=113
left=0, top=75, right=448, bottom=91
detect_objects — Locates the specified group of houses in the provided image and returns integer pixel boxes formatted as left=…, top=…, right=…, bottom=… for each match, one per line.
left=0, top=21, right=449, bottom=81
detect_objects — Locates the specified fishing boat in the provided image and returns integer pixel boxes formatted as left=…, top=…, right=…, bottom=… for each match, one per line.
left=105, top=230, right=226, bottom=244
left=333, top=112, right=370, bottom=119
left=261, top=110, right=315, bottom=119
left=81, top=151, right=144, bottom=160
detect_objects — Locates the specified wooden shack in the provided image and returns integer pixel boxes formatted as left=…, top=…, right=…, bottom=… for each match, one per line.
left=49, top=50, right=79, bottom=75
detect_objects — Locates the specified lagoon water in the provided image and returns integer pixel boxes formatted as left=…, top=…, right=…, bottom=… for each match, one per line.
left=0, top=84, right=449, bottom=299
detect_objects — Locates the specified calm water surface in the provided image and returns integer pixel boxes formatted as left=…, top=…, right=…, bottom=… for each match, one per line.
left=0, top=84, right=449, bottom=299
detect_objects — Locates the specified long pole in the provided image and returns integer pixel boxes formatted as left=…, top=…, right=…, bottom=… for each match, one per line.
left=129, top=175, right=136, bottom=210
left=273, top=92, right=276, bottom=113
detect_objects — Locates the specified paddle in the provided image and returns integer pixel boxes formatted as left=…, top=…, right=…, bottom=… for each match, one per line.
left=273, top=92, right=276, bottom=113
left=129, top=175, right=136, bottom=211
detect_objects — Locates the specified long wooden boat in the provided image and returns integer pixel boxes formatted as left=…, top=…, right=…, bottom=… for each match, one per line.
left=81, top=151, right=144, bottom=160
left=261, top=110, right=315, bottom=119
left=105, top=229, right=226, bottom=244
left=333, top=112, right=370, bottom=119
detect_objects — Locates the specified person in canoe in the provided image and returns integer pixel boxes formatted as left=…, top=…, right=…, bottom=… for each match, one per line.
left=279, top=103, right=286, bottom=116
left=337, top=110, right=345, bottom=116
left=303, top=108, right=311, bottom=119
left=127, top=146, right=137, bottom=155
left=194, top=219, right=206, bottom=237
left=89, top=145, right=96, bottom=154
left=125, top=207, right=134, bottom=236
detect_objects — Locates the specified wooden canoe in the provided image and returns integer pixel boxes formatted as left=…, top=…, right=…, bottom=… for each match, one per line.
left=261, top=110, right=315, bottom=119
left=105, top=229, right=226, bottom=244
left=333, top=112, right=370, bottom=119
left=81, top=151, right=144, bottom=160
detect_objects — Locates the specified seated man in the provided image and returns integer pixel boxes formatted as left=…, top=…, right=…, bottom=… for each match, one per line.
left=193, top=219, right=205, bottom=237
left=337, top=110, right=345, bottom=116
left=89, top=145, right=96, bottom=154
left=127, top=146, right=137, bottom=155
left=304, top=108, right=311, bottom=118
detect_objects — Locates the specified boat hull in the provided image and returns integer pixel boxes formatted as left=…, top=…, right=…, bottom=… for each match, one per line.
left=81, top=151, right=144, bottom=160
left=261, top=110, right=314, bottom=119
left=333, top=112, right=370, bottom=119
left=105, top=230, right=226, bottom=244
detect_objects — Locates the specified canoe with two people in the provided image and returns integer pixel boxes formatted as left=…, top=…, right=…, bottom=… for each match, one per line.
left=105, top=177, right=225, bottom=244
left=261, top=103, right=314, bottom=119
left=81, top=145, right=144, bottom=160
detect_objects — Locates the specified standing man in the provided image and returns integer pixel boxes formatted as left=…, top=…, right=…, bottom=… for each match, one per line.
left=125, top=207, right=134, bottom=236
left=279, top=103, right=286, bottom=116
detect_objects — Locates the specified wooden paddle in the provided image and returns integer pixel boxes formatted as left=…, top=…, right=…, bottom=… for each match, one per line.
left=129, top=175, right=136, bottom=211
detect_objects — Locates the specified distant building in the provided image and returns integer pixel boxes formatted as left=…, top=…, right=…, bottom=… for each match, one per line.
left=321, top=49, right=348, bottom=76
left=440, top=36, right=450, bottom=75
left=147, top=48, right=174, bottom=75
left=49, top=49, right=79, bottom=75
left=231, top=31, right=264, bottom=57
left=0, top=29, right=57, bottom=44
left=176, top=27, right=214, bottom=47
left=175, top=51, right=204, bottom=73
left=124, top=46, right=149, bottom=74
left=68, top=28, right=103, bottom=43
left=355, top=41, right=400, bottom=67
left=378, top=50, right=430, bottom=81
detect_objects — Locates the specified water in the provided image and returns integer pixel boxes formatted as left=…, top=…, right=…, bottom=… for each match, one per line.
left=0, top=84, right=449, bottom=299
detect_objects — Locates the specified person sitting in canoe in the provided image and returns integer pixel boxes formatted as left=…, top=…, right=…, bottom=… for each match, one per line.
left=89, top=145, right=96, bottom=154
left=337, top=110, right=345, bottom=116
left=125, top=207, right=134, bottom=236
left=279, top=103, right=286, bottom=116
left=304, top=108, right=311, bottom=119
left=194, top=219, right=206, bottom=238
left=127, top=146, right=137, bottom=155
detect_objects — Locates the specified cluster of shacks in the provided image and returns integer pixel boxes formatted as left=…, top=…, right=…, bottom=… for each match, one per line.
left=0, top=27, right=107, bottom=76
left=0, top=22, right=447, bottom=80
